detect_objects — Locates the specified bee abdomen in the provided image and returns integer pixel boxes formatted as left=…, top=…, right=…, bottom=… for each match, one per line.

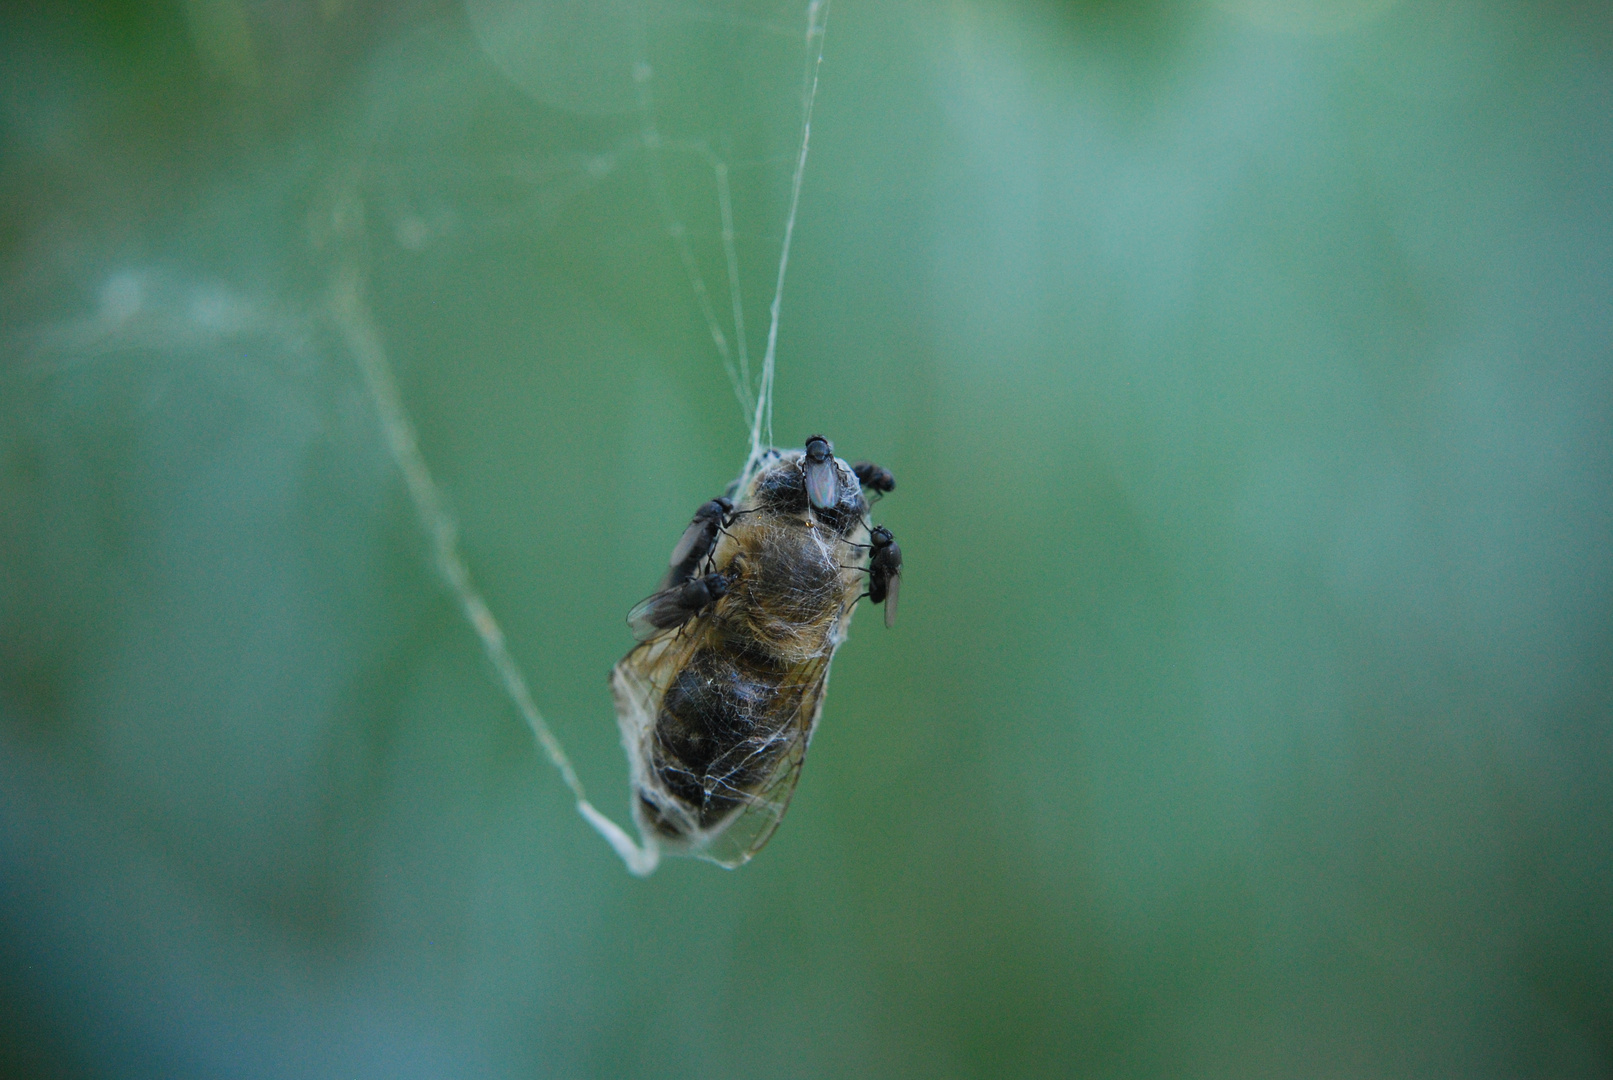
left=650, top=646, right=799, bottom=831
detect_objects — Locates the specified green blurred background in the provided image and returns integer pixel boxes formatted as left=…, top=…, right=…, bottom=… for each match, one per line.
left=2, top=0, right=1609, bottom=1076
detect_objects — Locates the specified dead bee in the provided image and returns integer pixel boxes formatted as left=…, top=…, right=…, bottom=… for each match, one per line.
left=611, top=437, right=895, bottom=866
left=865, top=525, right=902, bottom=629
left=851, top=461, right=895, bottom=497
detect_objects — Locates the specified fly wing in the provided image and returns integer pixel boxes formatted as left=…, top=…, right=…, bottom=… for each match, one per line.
left=625, top=590, right=673, bottom=641
left=883, top=571, right=900, bottom=629
left=804, top=458, right=839, bottom=509
left=693, top=647, right=835, bottom=868
left=626, top=585, right=706, bottom=641
left=666, top=516, right=714, bottom=571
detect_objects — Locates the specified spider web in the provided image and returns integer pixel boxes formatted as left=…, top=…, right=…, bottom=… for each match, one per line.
left=332, top=0, right=831, bottom=875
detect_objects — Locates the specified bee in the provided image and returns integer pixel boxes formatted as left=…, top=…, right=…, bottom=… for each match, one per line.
left=610, top=436, right=896, bottom=866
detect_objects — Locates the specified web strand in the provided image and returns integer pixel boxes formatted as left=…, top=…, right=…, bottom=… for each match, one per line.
left=635, top=68, right=755, bottom=428
left=715, top=160, right=752, bottom=406
left=344, top=0, right=830, bottom=877
left=329, top=257, right=659, bottom=877
left=744, top=0, right=829, bottom=484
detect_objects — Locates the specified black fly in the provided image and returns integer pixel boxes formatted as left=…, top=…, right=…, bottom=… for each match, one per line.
left=851, top=461, right=895, bottom=497
left=628, top=572, right=731, bottom=641
left=662, top=497, right=735, bottom=589
left=802, top=434, right=838, bottom=510
left=866, top=525, right=902, bottom=629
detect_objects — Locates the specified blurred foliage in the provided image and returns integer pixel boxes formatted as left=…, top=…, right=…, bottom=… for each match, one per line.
left=2, top=0, right=1610, bottom=1077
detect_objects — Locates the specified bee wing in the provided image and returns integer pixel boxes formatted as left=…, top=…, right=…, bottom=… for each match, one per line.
left=696, top=649, right=834, bottom=868
left=611, top=617, right=721, bottom=836
left=614, top=610, right=711, bottom=713
left=883, top=571, right=900, bottom=629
